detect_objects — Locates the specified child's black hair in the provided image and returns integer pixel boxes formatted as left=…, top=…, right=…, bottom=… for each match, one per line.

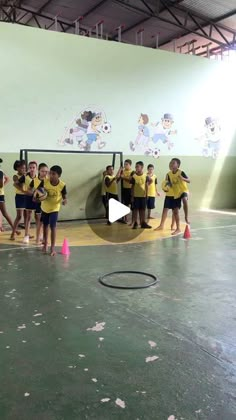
left=171, top=158, right=181, bottom=167
left=28, top=160, right=38, bottom=167
left=38, top=162, right=48, bottom=170
left=106, top=165, right=113, bottom=171
left=13, top=159, right=26, bottom=171
left=147, top=164, right=154, bottom=169
left=136, top=161, right=144, bottom=167
left=124, top=159, right=132, bottom=165
left=50, top=165, right=62, bottom=176
left=0, top=158, right=3, bottom=164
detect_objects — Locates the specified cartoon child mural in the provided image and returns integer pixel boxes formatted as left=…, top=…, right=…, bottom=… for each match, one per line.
left=196, top=116, right=221, bottom=159
left=130, top=113, right=150, bottom=153
left=59, top=107, right=111, bottom=151
left=151, top=113, right=177, bottom=150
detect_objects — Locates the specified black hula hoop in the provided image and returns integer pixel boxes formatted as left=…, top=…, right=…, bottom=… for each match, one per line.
left=98, top=270, right=158, bottom=290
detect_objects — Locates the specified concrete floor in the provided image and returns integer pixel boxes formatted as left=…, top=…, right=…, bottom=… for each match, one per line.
left=0, top=211, right=236, bottom=420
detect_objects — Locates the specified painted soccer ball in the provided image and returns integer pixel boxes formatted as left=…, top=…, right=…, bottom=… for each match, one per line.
left=102, top=122, right=111, bottom=134
left=152, top=148, right=160, bottom=159
left=33, top=188, right=48, bottom=203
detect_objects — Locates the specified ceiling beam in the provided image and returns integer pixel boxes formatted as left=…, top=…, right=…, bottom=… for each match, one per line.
left=113, top=16, right=151, bottom=38
left=24, top=0, right=54, bottom=25
left=62, top=0, right=109, bottom=35
left=113, top=0, right=236, bottom=48
left=83, top=0, right=109, bottom=19
left=159, top=9, right=236, bottom=47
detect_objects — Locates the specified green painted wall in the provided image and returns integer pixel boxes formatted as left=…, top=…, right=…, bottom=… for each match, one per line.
left=0, top=22, right=236, bottom=220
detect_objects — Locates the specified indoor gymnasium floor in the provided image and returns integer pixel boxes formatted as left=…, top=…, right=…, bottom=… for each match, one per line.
left=0, top=211, right=236, bottom=420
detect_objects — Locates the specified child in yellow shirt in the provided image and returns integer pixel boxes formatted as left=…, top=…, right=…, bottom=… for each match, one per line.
left=39, top=165, right=67, bottom=256
left=146, top=164, right=160, bottom=219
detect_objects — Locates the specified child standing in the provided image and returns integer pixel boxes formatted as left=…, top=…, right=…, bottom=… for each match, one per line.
left=104, top=165, right=121, bottom=225
left=146, top=164, right=160, bottom=220
left=15, top=161, right=38, bottom=243
left=101, top=169, right=107, bottom=216
left=168, top=158, right=190, bottom=225
left=120, top=159, right=134, bottom=223
left=0, top=158, right=15, bottom=231
left=130, top=161, right=152, bottom=229
left=154, top=169, right=176, bottom=232
left=11, top=160, right=27, bottom=240
left=29, top=163, right=49, bottom=245
left=39, top=165, right=67, bottom=256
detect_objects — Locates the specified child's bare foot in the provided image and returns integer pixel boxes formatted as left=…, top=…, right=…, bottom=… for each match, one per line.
left=0, top=227, right=4, bottom=232
left=29, top=235, right=34, bottom=239
left=171, top=229, right=181, bottom=235
left=42, top=245, right=48, bottom=254
left=36, top=240, right=42, bottom=246
left=185, top=218, right=190, bottom=225
left=10, top=235, right=15, bottom=241
left=148, top=216, right=155, bottom=219
left=154, top=225, right=163, bottom=231
left=16, top=230, right=21, bottom=236
left=171, top=225, right=175, bottom=231
left=50, top=250, right=57, bottom=257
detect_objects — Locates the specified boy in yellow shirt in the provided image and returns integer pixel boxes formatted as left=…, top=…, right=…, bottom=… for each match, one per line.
left=168, top=158, right=190, bottom=227
left=146, top=164, right=160, bottom=220
left=130, top=161, right=152, bottom=229
left=104, top=165, right=121, bottom=225
left=39, top=165, right=67, bottom=256
left=120, top=159, right=134, bottom=224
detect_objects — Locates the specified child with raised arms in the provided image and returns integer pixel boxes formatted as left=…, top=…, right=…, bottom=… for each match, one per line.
left=120, top=159, right=135, bottom=224
left=104, top=165, right=122, bottom=225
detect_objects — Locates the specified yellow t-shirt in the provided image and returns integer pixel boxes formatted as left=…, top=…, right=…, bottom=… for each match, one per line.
left=147, top=174, right=157, bottom=197
left=29, top=176, right=45, bottom=190
left=105, top=175, right=118, bottom=195
left=41, top=178, right=66, bottom=213
left=132, top=173, right=147, bottom=198
left=122, top=169, right=133, bottom=189
left=168, top=169, right=188, bottom=199
left=14, top=173, right=26, bottom=195
left=0, top=171, right=4, bottom=196
left=161, top=178, right=174, bottom=197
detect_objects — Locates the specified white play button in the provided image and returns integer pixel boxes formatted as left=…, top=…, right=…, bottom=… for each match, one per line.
left=108, top=199, right=130, bottom=223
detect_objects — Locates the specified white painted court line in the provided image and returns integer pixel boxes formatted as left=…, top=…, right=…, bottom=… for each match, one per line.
left=162, top=223, right=236, bottom=240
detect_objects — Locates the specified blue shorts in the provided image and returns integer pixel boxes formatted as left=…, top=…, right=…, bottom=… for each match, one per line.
left=35, top=202, right=42, bottom=214
left=133, top=197, right=146, bottom=210
left=41, top=211, right=58, bottom=228
left=0, top=195, right=5, bottom=203
left=15, top=194, right=26, bottom=210
left=147, top=196, right=155, bottom=210
left=25, top=195, right=37, bottom=211
left=122, top=188, right=132, bottom=206
left=164, top=196, right=174, bottom=209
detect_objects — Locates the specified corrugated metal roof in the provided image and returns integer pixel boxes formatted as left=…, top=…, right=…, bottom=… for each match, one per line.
left=181, top=0, right=236, bottom=19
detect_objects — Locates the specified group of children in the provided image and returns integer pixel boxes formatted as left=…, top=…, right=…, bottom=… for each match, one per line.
left=0, top=156, right=190, bottom=256
left=0, top=158, right=67, bottom=256
left=102, top=158, right=190, bottom=234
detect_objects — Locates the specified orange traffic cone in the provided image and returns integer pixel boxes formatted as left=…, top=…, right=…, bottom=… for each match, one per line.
left=61, top=238, right=70, bottom=255
left=183, top=224, right=191, bottom=239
